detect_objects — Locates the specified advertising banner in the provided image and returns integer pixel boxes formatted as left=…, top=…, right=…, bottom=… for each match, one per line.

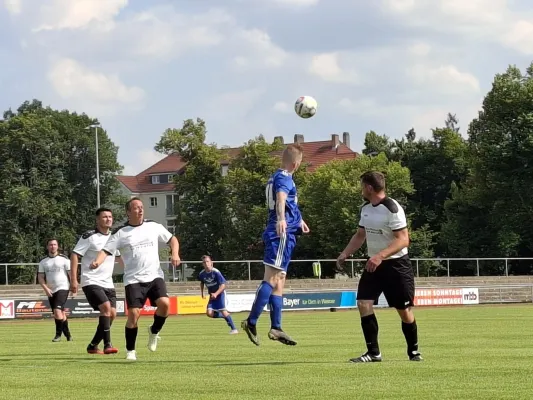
left=226, top=294, right=256, bottom=313
left=125, top=297, right=178, bottom=316
left=0, top=300, right=15, bottom=319
left=64, top=298, right=127, bottom=318
left=280, top=292, right=357, bottom=310
left=15, top=300, right=53, bottom=319
left=414, top=288, right=479, bottom=306
left=176, top=296, right=208, bottom=315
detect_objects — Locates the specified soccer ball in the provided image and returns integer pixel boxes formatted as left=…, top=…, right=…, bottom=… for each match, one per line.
left=294, top=96, right=318, bottom=119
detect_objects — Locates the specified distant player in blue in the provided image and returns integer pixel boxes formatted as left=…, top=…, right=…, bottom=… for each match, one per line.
left=198, top=255, right=238, bottom=334
left=241, top=144, right=310, bottom=346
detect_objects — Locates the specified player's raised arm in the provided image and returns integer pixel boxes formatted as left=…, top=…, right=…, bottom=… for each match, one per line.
left=91, top=230, right=120, bottom=269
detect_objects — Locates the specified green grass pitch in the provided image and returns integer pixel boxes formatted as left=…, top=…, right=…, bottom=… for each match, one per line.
left=1, top=305, right=533, bottom=400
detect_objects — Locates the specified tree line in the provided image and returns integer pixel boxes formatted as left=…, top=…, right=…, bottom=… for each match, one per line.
left=1, top=63, right=533, bottom=282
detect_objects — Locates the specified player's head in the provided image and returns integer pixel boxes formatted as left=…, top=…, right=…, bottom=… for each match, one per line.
left=125, top=197, right=143, bottom=224
left=46, top=238, right=59, bottom=256
left=201, top=255, right=213, bottom=271
left=281, top=144, right=304, bottom=172
left=95, top=207, right=113, bottom=230
left=360, top=171, right=386, bottom=201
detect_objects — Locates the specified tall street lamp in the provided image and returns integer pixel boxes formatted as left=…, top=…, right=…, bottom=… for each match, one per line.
left=86, top=123, right=101, bottom=209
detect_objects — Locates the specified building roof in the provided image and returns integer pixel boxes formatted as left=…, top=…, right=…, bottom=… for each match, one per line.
left=116, top=133, right=358, bottom=193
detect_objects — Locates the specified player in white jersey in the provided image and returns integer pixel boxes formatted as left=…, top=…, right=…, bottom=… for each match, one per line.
left=337, top=171, right=422, bottom=363
left=38, top=238, right=72, bottom=342
left=71, top=207, right=123, bottom=355
left=91, top=197, right=181, bottom=361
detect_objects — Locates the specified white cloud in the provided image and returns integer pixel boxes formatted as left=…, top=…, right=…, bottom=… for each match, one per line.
left=204, top=88, right=265, bottom=120
left=4, top=0, right=21, bottom=14
left=123, top=8, right=229, bottom=59
left=32, top=0, right=128, bottom=32
left=438, top=0, right=507, bottom=25
left=501, top=20, right=533, bottom=55
left=308, top=53, right=358, bottom=84
left=383, top=0, right=416, bottom=13
left=408, top=64, right=480, bottom=94
left=48, top=58, right=145, bottom=115
left=123, top=150, right=166, bottom=176
left=272, top=0, right=319, bottom=7
left=408, top=42, right=431, bottom=56
left=230, top=28, right=288, bottom=70
left=273, top=101, right=291, bottom=113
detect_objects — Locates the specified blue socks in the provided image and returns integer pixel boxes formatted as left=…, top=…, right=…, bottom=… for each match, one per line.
left=248, top=281, right=274, bottom=325
left=269, top=295, right=283, bottom=330
left=225, top=315, right=236, bottom=330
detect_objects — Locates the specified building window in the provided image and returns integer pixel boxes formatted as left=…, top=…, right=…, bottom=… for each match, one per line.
left=150, top=197, right=158, bottom=207
left=166, top=194, right=179, bottom=216
left=166, top=219, right=176, bottom=234
left=151, top=175, right=160, bottom=184
left=221, top=165, right=229, bottom=176
left=168, top=174, right=175, bottom=181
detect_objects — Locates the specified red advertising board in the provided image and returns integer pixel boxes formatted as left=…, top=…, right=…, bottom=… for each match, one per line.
left=125, top=297, right=178, bottom=315
left=414, top=288, right=479, bottom=306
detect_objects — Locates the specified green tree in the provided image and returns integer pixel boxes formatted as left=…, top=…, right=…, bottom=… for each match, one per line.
left=155, top=118, right=228, bottom=272
left=0, top=100, right=126, bottom=283
left=296, top=153, right=414, bottom=277
left=442, top=63, right=533, bottom=274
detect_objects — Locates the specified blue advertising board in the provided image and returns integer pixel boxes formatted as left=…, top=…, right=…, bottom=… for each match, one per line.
left=278, top=291, right=357, bottom=310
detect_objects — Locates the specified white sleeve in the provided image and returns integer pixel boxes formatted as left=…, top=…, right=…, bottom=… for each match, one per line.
left=388, top=204, right=407, bottom=231
left=64, top=257, right=71, bottom=271
left=103, top=231, right=121, bottom=254
left=157, top=223, right=173, bottom=243
left=72, top=237, right=90, bottom=257
left=38, top=260, right=45, bottom=273
left=357, top=205, right=367, bottom=228
left=115, top=249, right=121, bottom=257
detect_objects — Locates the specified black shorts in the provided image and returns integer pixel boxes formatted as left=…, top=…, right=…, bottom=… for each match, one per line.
left=48, top=289, right=69, bottom=311
left=82, top=285, right=117, bottom=311
left=125, top=278, right=168, bottom=309
left=356, top=255, right=415, bottom=310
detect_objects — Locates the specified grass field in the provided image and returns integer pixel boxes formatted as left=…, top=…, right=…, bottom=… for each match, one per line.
left=1, top=305, right=533, bottom=400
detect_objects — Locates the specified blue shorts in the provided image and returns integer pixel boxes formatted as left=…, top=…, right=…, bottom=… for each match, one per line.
left=262, top=231, right=297, bottom=272
left=207, top=291, right=227, bottom=311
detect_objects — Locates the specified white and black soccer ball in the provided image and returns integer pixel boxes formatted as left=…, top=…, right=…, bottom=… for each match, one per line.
left=294, top=96, right=318, bottom=119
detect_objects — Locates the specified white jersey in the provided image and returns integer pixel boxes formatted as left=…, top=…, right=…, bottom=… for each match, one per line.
left=358, top=197, right=408, bottom=259
left=72, top=229, right=120, bottom=289
left=102, top=219, right=173, bottom=286
left=38, top=254, right=71, bottom=293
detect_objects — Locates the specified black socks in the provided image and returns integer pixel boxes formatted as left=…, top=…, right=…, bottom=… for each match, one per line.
left=361, top=314, right=380, bottom=356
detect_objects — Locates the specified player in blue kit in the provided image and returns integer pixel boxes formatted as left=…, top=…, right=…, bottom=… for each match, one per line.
left=241, top=144, right=310, bottom=346
left=199, top=255, right=238, bottom=334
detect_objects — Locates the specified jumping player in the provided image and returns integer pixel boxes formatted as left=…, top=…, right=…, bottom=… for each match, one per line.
left=91, top=197, right=181, bottom=361
left=38, top=238, right=72, bottom=342
left=337, top=171, right=422, bottom=363
left=70, top=207, right=123, bottom=355
left=198, top=255, right=238, bottom=334
left=241, top=144, right=310, bottom=346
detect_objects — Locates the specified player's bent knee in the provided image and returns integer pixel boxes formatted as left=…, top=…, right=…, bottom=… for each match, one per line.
left=357, top=300, right=374, bottom=316
left=206, top=310, right=214, bottom=318
left=99, top=301, right=112, bottom=316
left=396, top=307, right=415, bottom=323
left=155, top=297, right=170, bottom=315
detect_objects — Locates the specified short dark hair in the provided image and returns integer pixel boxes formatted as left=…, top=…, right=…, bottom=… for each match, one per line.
left=125, top=197, right=142, bottom=212
left=360, top=171, right=385, bottom=192
left=95, top=207, right=113, bottom=216
left=46, top=238, right=58, bottom=246
left=201, top=255, right=211, bottom=262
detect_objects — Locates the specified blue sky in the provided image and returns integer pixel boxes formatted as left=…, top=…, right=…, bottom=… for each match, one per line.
left=1, top=0, right=533, bottom=175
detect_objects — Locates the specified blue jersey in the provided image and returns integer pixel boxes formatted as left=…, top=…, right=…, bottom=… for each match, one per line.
left=198, top=268, right=226, bottom=294
left=265, top=168, right=302, bottom=234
